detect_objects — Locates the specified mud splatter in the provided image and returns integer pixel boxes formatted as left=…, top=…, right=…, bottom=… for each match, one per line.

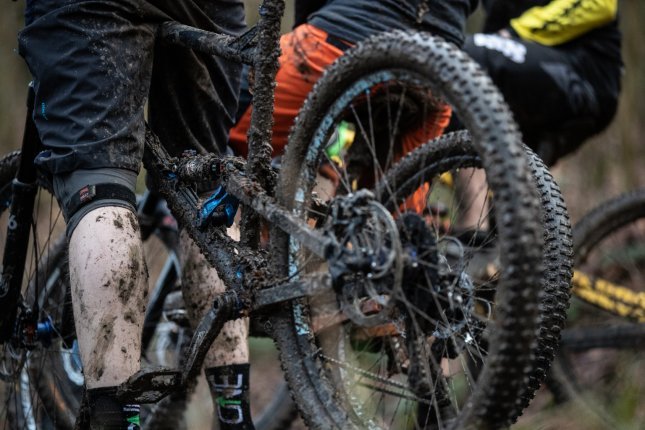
left=113, top=214, right=124, bottom=229
left=123, top=309, right=137, bottom=324
left=125, top=210, right=140, bottom=233
left=113, top=243, right=142, bottom=305
left=86, top=314, right=117, bottom=381
left=74, top=284, right=88, bottom=316
left=130, top=251, right=140, bottom=274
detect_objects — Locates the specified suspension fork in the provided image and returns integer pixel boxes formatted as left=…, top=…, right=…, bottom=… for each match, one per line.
left=0, top=85, right=43, bottom=342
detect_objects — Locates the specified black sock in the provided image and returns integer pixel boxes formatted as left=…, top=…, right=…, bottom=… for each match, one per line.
left=87, top=387, right=140, bottom=430
left=205, top=364, right=255, bottom=430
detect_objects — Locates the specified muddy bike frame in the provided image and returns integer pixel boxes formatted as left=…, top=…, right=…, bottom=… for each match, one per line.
left=0, top=0, right=348, bottom=404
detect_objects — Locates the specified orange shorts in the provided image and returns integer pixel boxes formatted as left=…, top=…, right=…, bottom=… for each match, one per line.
left=400, top=106, right=452, bottom=214
left=230, top=24, right=452, bottom=213
left=229, top=24, right=347, bottom=157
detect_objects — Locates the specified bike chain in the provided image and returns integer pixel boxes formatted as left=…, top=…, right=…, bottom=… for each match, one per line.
left=316, top=350, right=427, bottom=403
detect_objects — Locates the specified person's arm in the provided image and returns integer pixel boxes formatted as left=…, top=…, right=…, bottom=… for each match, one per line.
left=482, top=0, right=544, bottom=33
left=294, top=0, right=327, bottom=28
left=510, top=0, right=617, bottom=46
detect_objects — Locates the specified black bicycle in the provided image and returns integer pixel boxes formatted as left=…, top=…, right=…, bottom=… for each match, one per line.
left=0, top=0, right=570, bottom=428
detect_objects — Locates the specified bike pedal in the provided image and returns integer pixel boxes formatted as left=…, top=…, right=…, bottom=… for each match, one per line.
left=116, top=367, right=182, bottom=404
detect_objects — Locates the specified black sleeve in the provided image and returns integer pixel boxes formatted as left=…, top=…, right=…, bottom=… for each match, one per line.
left=481, top=0, right=550, bottom=33
left=294, top=0, right=328, bottom=28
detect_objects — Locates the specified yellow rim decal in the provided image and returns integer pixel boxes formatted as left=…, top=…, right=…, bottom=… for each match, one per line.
left=572, top=270, right=645, bottom=322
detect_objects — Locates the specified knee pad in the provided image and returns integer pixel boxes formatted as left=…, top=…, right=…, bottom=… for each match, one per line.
left=52, top=168, right=138, bottom=237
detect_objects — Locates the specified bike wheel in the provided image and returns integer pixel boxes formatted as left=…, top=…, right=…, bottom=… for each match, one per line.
left=544, top=190, right=645, bottom=429
left=377, top=131, right=573, bottom=417
left=270, top=31, right=546, bottom=429
left=0, top=150, right=69, bottom=430
left=272, top=131, right=570, bottom=430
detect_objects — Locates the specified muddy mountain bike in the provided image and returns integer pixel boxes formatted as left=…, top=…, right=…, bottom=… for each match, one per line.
left=5, top=129, right=574, bottom=430
left=0, top=0, right=570, bottom=428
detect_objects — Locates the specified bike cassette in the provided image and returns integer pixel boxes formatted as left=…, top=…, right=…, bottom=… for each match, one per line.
left=325, top=190, right=404, bottom=327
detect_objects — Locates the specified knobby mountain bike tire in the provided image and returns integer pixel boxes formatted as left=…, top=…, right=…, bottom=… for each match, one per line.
left=546, top=189, right=645, bottom=429
left=375, top=130, right=573, bottom=420
left=270, top=30, right=547, bottom=430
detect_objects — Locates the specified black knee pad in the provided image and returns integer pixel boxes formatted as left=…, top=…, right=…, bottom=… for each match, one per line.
left=52, top=168, right=138, bottom=237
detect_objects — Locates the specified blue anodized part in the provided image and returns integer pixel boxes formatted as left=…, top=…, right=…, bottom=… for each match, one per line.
left=36, top=316, right=55, bottom=347
left=199, top=185, right=239, bottom=227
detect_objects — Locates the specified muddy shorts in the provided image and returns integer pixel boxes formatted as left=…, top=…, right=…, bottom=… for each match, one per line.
left=19, top=0, right=245, bottom=174
left=19, top=0, right=245, bottom=233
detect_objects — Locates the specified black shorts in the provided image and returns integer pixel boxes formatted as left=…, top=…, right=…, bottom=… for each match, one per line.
left=463, top=32, right=621, bottom=164
left=19, top=0, right=245, bottom=175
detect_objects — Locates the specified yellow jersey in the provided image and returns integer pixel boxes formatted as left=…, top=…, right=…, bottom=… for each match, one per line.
left=510, top=0, right=618, bottom=46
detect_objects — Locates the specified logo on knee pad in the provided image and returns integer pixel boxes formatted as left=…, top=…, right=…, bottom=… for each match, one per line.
left=79, top=185, right=97, bottom=204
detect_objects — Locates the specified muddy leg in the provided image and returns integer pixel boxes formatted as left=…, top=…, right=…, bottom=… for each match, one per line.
left=179, top=226, right=249, bottom=366
left=179, top=226, right=253, bottom=429
left=68, top=206, right=148, bottom=388
left=456, top=168, right=490, bottom=230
